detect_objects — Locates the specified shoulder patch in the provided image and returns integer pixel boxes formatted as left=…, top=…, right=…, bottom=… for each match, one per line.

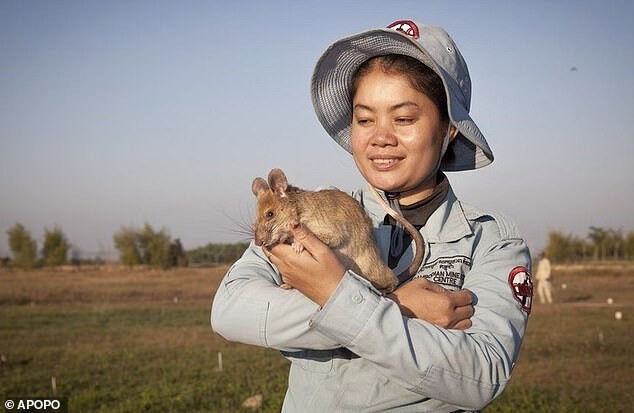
left=509, top=266, right=533, bottom=314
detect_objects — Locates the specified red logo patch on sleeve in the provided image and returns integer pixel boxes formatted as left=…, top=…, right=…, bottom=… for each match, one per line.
left=509, top=266, right=533, bottom=314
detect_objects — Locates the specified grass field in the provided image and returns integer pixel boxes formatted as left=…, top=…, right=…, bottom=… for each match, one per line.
left=1, top=264, right=632, bottom=412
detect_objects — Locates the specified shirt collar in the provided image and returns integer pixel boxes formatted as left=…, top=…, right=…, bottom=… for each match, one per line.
left=423, top=185, right=473, bottom=243
left=358, top=182, right=473, bottom=244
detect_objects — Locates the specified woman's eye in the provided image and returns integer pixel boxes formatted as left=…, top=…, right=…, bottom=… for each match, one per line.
left=396, top=118, right=414, bottom=125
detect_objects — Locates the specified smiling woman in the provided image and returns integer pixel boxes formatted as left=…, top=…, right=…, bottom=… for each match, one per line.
left=350, top=55, right=457, bottom=205
left=212, top=19, right=532, bottom=412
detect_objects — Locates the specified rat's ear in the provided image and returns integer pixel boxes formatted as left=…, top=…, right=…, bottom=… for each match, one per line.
left=268, top=168, right=288, bottom=198
left=252, top=177, right=270, bottom=197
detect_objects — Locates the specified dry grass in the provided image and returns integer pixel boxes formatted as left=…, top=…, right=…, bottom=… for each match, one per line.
left=0, top=266, right=292, bottom=412
left=1, top=264, right=633, bottom=412
left=0, top=267, right=224, bottom=306
left=487, top=263, right=634, bottom=412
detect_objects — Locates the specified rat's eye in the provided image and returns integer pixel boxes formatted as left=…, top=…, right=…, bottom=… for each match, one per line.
left=265, top=210, right=274, bottom=219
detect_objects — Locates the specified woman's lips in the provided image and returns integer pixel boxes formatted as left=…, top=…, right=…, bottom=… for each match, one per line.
left=369, top=155, right=403, bottom=171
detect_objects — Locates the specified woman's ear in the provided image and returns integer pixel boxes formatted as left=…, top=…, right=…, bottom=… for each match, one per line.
left=449, top=125, right=460, bottom=141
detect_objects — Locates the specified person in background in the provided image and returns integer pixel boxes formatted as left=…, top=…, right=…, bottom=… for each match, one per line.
left=212, top=19, right=533, bottom=411
left=535, top=251, right=553, bottom=304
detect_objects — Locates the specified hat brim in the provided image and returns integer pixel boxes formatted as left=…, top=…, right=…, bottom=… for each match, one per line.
left=311, top=28, right=493, bottom=172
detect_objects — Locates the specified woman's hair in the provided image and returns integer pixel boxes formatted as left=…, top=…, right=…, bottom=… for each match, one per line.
left=350, top=54, right=449, bottom=127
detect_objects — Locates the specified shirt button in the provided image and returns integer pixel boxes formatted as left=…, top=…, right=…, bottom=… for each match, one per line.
left=352, top=293, right=364, bottom=304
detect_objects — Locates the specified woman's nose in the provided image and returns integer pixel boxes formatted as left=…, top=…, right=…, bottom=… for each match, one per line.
left=370, top=121, right=397, bottom=146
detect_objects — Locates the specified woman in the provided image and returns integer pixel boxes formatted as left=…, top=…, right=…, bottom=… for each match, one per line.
left=211, top=20, right=532, bottom=412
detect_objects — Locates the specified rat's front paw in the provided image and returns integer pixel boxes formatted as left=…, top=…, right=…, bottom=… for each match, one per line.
left=291, top=239, right=304, bottom=254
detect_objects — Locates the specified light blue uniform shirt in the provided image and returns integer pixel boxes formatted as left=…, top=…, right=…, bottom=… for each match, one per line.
left=211, top=185, right=532, bottom=412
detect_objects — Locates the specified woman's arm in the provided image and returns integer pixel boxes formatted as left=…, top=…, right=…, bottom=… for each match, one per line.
left=210, top=242, right=341, bottom=351
left=211, top=237, right=472, bottom=352
left=270, top=223, right=531, bottom=410
left=268, top=224, right=474, bottom=327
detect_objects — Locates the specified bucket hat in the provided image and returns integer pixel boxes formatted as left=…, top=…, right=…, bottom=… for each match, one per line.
left=311, top=20, right=493, bottom=171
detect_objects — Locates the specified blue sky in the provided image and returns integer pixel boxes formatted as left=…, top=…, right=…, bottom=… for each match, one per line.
left=1, top=0, right=633, bottom=258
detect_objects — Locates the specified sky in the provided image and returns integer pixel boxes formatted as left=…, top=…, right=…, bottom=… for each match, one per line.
left=1, top=0, right=633, bottom=259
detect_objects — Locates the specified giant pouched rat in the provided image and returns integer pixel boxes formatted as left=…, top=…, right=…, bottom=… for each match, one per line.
left=251, top=168, right=424, bottom=292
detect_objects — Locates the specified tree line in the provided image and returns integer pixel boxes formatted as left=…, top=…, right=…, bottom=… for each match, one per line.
left=187, top=242, right=250, bottom=266
left=545, top=226, right=634, bottom=263
left=2, top=222, right=249, bottom=270
left=4, top=222, right=632, bottom=269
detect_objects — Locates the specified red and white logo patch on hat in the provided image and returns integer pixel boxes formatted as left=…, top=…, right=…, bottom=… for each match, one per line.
left=387, top=20, right=419, bottom=39
left=508, top=266, right=533, bottom=314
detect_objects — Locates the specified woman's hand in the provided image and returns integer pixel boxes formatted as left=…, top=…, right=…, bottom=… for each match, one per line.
left=266, top=225, right=473, bottom=329
left=387, top=278, right=474, bottom=330
left=265, top=224, right=345, bottom=307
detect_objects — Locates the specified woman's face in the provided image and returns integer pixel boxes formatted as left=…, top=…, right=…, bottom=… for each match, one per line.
left=351, top=65, right=452, bottom=205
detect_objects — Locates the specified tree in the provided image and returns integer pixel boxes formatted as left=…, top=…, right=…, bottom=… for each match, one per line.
left=187, top=242, right=249, bottom=266
left=169, top=238, right=188, bottom=267
left=42, top=226, right=70, bottom=266
left=545, top=231, right=571, bottom=263
left=569, top=235, right=591, bottom=261
left=113, top=226, right=142, bottom=268
left=0, top=256, right=10, bottom=268
left=7, top=223, right=37, bottom=269
left=588, top=226, right=608, bottom=260
left=607, top=229, right=624, bottom=260
left=139, top=223, right=171, bottom=269
left=113, top=223, right=173, bottom=269
left=625, top=232, right=634, bottom=261
left=70, top=247, right=81, bottom=267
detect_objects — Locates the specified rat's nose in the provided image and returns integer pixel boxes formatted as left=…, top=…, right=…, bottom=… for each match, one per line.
left=254, top=231, right=264, bottom=246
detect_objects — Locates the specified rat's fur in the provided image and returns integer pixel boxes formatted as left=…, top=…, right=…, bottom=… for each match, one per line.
left=252, top=168, right=423, bottom=292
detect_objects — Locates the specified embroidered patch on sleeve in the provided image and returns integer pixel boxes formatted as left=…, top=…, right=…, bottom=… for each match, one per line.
left=508, top=266, right=533, bottom=314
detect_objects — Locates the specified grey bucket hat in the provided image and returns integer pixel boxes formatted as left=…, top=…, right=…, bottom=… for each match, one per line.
left=311, top=20, right=493, bottom=172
